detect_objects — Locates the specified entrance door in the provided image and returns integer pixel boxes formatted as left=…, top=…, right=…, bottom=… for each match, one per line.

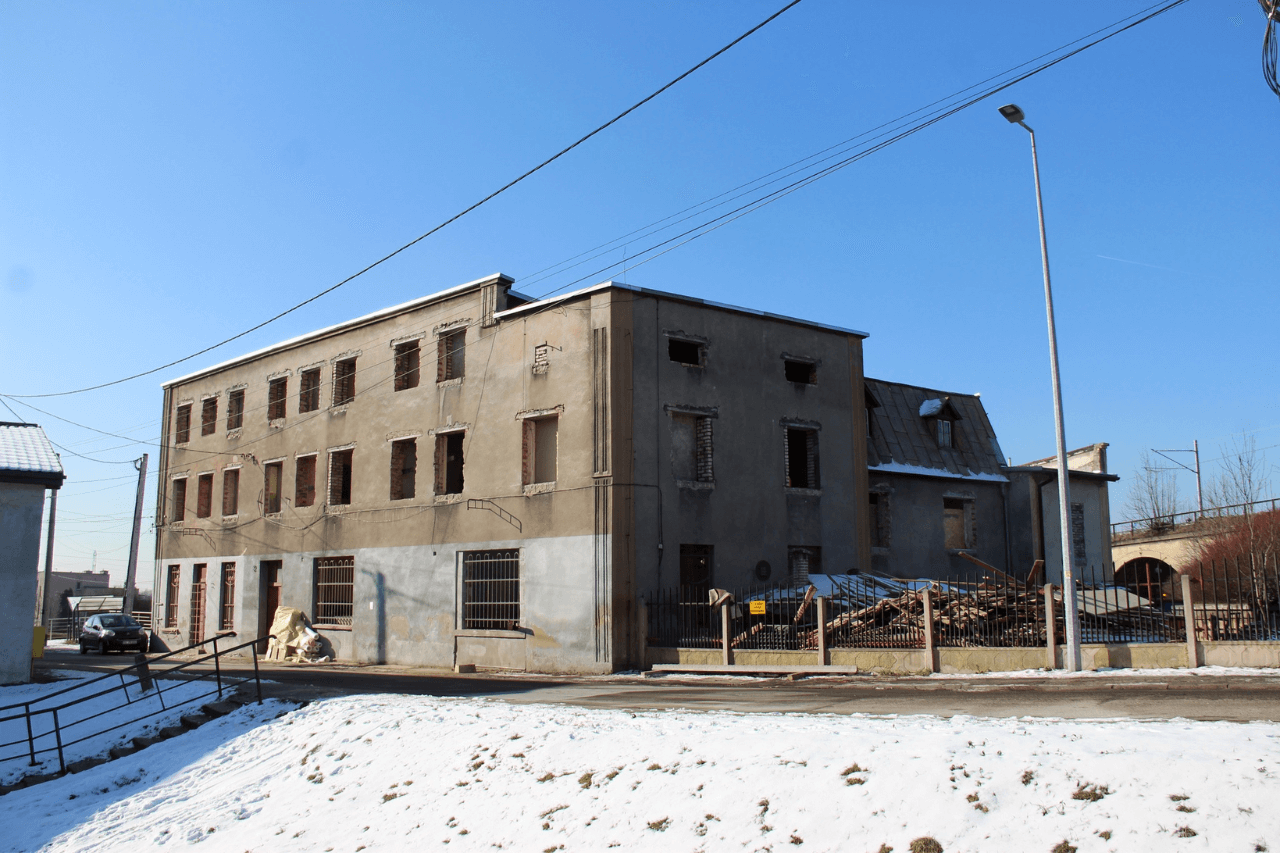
left=258, top=560, right=282, bottom=655
left=189, top=563, right=207, bottom=647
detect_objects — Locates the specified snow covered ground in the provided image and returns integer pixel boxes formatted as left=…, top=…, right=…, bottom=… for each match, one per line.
left=1, top=683, right=1278, bottom=853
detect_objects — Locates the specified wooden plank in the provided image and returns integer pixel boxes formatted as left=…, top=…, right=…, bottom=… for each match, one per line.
left=958, top=551, right=1023, bottom=586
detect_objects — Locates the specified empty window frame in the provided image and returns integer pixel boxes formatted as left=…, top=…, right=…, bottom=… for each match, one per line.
left=784, top=427, right=820, bottom=489
left=394, top=340, right=421, bottom=391
left=267, top=377, right=288, bottom=421
left=296, top=455, right=317, bottom=508
left=226, top=389, right=245, bottom=431
left=783, top=359, right=816, bottom=384
left=264, top=462, right=284, bottom=514
left=333, top=358, right=357, bottom=406
left=437, top=330, right=465, bottom=382
left=667, top=337, right=704, bottom=367
left=328, top=448, right=354, bottom=505
left=869, top=490, right=890, bottom=549
left=461, top=549, right=520, bottom=630
left=175, top=404, right=192, bottom=445
left=222, top=468, right=240, bottom=516
left=390, top=438, right=417, bottom=500
left=678, top=544, right=713, bottom=601
left=171, top=477, right=188, bottom=523
left=299, top=368, right=321, bottom=413
left=196, top=473, right=214, bottom=519
left=522, top=416, right=558, bottom=486
left=435, top=432, right=465, bottom=495
left=943, top=497, right=974, bottom=550
left=788, top=546, right=822, bottom=582
left=201, top=398, right=218, bottom=436
left=937, top=418, right=954, bottom=448
left=219, top=562, right=236, bottom=631
left=313, top=556, right=354, bottom=627
left=670, top=413, right=713, bottom=483
left=165, top=565, right=180, bottom=628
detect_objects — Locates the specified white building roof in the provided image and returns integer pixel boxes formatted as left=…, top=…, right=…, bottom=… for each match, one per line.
left=0, top=422, right=65, bottom=486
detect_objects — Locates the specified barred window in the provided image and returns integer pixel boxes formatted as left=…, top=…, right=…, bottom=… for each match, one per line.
left=299, top=368, right=321, bottom=413
left=165, top=565, right=180, bottom=628
left=314, top=556, right=354, bottom=627
left=462, top=549, right=519, bottom=630
left=226, top=389, right=244, bottom=431
left=394, top=340, right=420, bottom=391
left=219, top=562, right=236, bottom=631
left=175, top=404, right=191, bottom=445
left=333, top=358, right=357, bottom=406
left=201, top=398, right=218, bottom=436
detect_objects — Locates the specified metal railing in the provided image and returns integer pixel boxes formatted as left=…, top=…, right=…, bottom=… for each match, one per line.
left=1, top=632, right=267, bottom=777
left=1112, top=497, right=1280, bottom=537
left=41, top=612, right=152, bottom=642
left=1189, top=556, right=1280, bottom=641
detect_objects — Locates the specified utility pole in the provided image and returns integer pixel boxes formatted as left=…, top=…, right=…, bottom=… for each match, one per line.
left=40, top=486, right=59, bottom=629
left=123, top=453, right=148, bottom=617
left=1153, top=442, right=1203, bottom=518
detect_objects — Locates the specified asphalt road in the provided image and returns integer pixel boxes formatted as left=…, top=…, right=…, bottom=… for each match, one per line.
left=37, top=648, right=1280, bottom=723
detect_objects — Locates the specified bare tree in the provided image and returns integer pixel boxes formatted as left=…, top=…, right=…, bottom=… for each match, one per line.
left=1193, top=435, right=1277, bottom=571
left=1125, top=450, right=1180, bottom=531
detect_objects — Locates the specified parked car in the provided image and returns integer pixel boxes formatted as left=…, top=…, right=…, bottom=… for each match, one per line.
left=78, top=613, right=148, bottom=654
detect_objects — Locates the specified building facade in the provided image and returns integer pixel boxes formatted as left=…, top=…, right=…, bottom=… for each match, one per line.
left=152, top=275, right=872, bottom=673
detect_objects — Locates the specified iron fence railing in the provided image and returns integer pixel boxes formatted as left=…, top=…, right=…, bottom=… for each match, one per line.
left=1, top=632, right=267, bottom=776
left=1112, top=497, right=1280, bottom=537
left=1189, top=556, right=1280, bottom=641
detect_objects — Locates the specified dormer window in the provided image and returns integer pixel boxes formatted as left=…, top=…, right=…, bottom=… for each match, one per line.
left=919, top=397, right=961, bottom=449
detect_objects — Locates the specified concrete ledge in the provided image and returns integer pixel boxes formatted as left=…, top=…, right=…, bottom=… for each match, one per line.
left=650, top=664, right=860, bottom=675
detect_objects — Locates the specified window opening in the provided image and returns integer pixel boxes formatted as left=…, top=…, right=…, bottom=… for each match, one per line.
left=435, top=432, right=465, bottom=494
left=222, top=469, right=239, bottom=516
left=314, top=556, right=354, bottom=627
left=937, top=419, right=953, bottom=448
left=784, top=427, right=819, bottom=489
left=668, top=338, right=703, bottom=366
left=328, top=449, right=354, bottom=505
left=394, top=341, right=420, bottom=391
left=264, top=462, right=283, bottom=514
left=226, top=389, right=244, bottom=431
left=333, top=358, right=357, bottom=405
left=267, top=377, right=288, bottom=421
left=296, top=455, right=317, bottom=507
left=678, top=544, right=713, bottom=602
left=171, top=478, right=187, bottom=523
left=437, top=330, right=465, bottom=381
left=461, top=549, right=520, bottom=630
left=299, top=368, right=321, bottom=413
left=523, top=417, right=558, bottom=485
left=219, top=562, right=236, bottom=631
left=166, top=566, right=180, bottom=628
left=174, top=404, right=191, bottom=444
left=390, top=438, right=417, bottom=500
left=671, top=414, right=713, bottom=483
left=201, top=398, right=218, bottom=436
left=784, top=360, right=816, bottom=384
left=196, top=473, right=213, bottom=518
left=943, top=497, right=973, bottom=550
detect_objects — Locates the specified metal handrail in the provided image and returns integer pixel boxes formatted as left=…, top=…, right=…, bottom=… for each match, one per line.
left=1112, top=497, right=1280, bottom=537
left=1, top=632, right=270, bottom=777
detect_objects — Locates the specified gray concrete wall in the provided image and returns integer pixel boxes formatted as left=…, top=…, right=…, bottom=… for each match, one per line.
left=0, top=483, right=45, bottom=683
left=1040, top=474, right=1111, bottom=584
left=867, top=473, right=1008, bottom=579
left=626, top=293, right=868, bottom=591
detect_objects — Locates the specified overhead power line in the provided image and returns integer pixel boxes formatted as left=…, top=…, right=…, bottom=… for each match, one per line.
left=4, top=0, right=804, bottom=401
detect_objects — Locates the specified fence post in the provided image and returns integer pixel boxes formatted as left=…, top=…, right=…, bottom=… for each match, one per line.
left=921, top=588, right=937, bottom=674
left=816, top=597, right=828, bottom=666
left=1044, top=583, right=1057, bottom=670
left=637, top=600, right=648, bottom=671
left=721, top=604, right=732, bottom=667
left=1181, top=573, right=1199, bottom=669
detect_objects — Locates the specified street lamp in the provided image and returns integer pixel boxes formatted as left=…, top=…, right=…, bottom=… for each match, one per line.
left=998, top=103, right=1083, bottom=672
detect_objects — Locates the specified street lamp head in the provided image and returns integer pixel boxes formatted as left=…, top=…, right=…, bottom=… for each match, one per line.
left=997, top=103, right=1026, bottom=124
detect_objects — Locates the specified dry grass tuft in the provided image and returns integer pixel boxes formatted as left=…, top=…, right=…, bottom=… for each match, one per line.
left=909, top=838, right=943, bottom=853
left=1050, top=842, right=1077, bottom=853
left=1174, top=826, right=1197, bottom=838
left=1072, top=783, right=1111, bottom=802
left=647, top=817, right=670, bottom=832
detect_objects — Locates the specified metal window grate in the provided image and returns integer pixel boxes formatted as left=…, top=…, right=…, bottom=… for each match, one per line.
left=166, top=566, right=180, bottom=628
left=219, top=562, right=236, bottom=631
left=462, top=549, right=520, bottom=630
left=314, top=556, right=354, bottom=626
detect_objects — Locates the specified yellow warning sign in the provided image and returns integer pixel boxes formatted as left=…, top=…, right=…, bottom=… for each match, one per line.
left=749, top=600, right=766, bottom=615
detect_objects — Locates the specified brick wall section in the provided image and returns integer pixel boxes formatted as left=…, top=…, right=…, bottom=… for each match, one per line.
left=695, top=416, right=714, bottom=482
left=201, top=398, right=217, bottom=436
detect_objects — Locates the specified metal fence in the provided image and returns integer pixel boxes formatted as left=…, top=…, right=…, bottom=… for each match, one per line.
left=1190, top=556, right=1280, bottom=641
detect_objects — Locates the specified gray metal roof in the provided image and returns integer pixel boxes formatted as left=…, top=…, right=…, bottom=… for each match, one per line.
left=864, top=379, right=1006, bottom=481
left=0, top=422, right=65, bottom=487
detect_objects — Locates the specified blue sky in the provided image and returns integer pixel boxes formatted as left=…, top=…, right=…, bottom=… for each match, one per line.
left=3, top=1, right=1277, bottom=587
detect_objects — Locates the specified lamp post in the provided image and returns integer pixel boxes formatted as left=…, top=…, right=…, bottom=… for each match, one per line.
left=998, top=103, right=1083, bottom=672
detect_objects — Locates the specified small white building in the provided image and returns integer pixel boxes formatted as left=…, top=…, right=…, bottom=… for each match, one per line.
left=0, top=422, right=65, bottom=684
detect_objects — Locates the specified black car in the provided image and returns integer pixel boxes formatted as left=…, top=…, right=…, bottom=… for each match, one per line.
left=78, top=613, right=148, bottom=654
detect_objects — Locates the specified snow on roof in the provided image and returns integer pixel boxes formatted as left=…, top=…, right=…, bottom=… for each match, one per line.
left=868, top=460, right=1009, bottom=483
left=918, top=398, right=943, bottom=417
left=0, top=422, right=65, bottom=485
